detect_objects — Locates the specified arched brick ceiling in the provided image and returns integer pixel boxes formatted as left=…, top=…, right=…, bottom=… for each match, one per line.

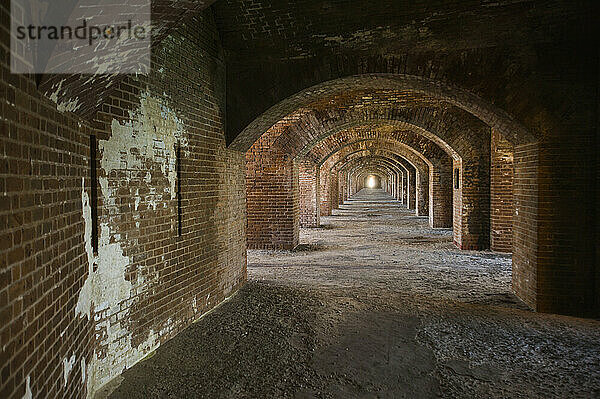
left=345, top=160, right=398, bottom=183
left=322, top=141, right=430, bottom=178
left=349, top=165, right=394, bottom=181
left=336, top=154, right=413, bottom=186
left=280, top=91, right=487, bottom=161
left=230, top=74, right=536, bottom=150
left=39, top=0, right=218, bottom=119
left=321, top=147, right=429, bottom=181
left=305, top=127, right=451, bottom=167
left=213, top=0, right=586, bottom=60
left=216, top=0, right=594, bottom=147
left=244, top=89, right=489, bottom=161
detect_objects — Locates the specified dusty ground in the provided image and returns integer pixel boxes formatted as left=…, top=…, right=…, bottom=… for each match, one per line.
left=101, top=189, right=600, bottom=399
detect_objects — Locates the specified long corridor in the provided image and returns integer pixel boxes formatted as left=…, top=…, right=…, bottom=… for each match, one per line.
left=99, top=189, right=600, bottom=398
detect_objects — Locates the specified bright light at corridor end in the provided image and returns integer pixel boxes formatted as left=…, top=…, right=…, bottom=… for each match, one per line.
left=367, top=175, right=377, bottom=189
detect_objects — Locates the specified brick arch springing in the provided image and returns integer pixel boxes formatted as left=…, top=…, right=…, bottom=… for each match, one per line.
left=229, top=74, right=534, bottom=152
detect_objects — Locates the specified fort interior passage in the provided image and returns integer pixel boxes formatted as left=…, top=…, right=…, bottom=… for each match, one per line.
left=0, top=1, right=598, bottom=398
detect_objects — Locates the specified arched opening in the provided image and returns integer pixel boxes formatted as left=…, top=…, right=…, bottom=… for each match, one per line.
left=366, top=175, right=380, bottom=189
left=241, top=69, right=595, bottom=317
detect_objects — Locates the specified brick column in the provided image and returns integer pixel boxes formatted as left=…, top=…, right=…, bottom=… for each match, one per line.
left=512, top=143, right=538, bottom=309
left=416, top=170, right=429, bottom=217
left=319, top=168, right=331, bottom=216
left=330, top=172, right=339, bottom=211
left=298, top=161, right=319, bottom=227
left=407, top=169, right=416, bottom=210
left=247, top=141, right=299, bottom=250
left=453, top=158, right=490, bottom=250
left=513, top=138, right=596, bottom=317
left=490, top=129, right=514, bottom=252
left=429, top=159, right=453, bottom=228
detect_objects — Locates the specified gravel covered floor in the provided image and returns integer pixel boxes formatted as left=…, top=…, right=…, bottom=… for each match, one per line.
left=101, top=189, right=600, bottom=398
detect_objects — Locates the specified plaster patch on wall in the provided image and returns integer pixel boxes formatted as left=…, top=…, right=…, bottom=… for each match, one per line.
left=86, top=318, right=177, bottom=399
left=76, top=93, right=191, bottom=398
left=47, top=79, right=82, bottom=113
left=22, top=376, right=32, bottom=399
left=81, top=358, right=86, bottom=384
left=101, top=93, right=188, bottom=202
left=76, top=178, right=94, bottom=320
left=63, top=353, right=76, bottom=387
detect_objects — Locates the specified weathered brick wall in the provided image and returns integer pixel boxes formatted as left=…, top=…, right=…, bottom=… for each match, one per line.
left=415, top=170, right=429, bottom=217
left=298, top=161, right=319, bottom=227
left=329, top=172, right=339, bottom=211
left=456, top=160, right=490, bottom=250
left=399, top=170, right=406, bottom=204
left=407, top=168, right=416, bottom=210
left=84, top=10, right=246, bottom=397
left=512, top=143, right=539, bottom=309
left=452, top=159, right=463, bottom=247
left=490, top=129, right=514, bottom=253
left=0, top=9, right=247, bottom=399
left=246, top=130, right=299, bottom=249
left=0, top=43, right=93, bottom=399
left=535, top=137, right=596, bottom=316
left=338, top=173, right=345, bottom=205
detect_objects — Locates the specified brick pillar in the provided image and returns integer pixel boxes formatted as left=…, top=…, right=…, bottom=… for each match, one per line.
left=416, top=170, right=429, bottom=217
left=298, top=161, right=319, bottom=227
left=401, top=170, right=406, bottom=205
left=513, top=138, right=596, bottom=317
left=246, top=140, right=299, bottom=250
left=490, top=129, right=514, bottom=252
left=330, top=173, right=339, bottom=211
left=320, top=169, right=331, bottom=216
left=512, top=143, right=538, bottom=309
left=338, top=173, right=345, bottom=205
left=407, top=169, right=416, bottom=210
left=429, top=159, right=453, bottom=228
left=453, top=158, right=490, bottom=250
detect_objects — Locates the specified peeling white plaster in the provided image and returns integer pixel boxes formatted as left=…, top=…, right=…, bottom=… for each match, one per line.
left=192, top=297, right=198, bottom=313
left=101, top=94, right=187, bottom=202
left=63, top=353, right=76, bottom=387
left=86, top=318, right=177, bottom=399
left=48, top=79, right=82, bottom=113
left=75, top=93, right=191, bottom=399
left=22, top=375, right=32, bottom=399
left=81, top=358, right=86, bottom=384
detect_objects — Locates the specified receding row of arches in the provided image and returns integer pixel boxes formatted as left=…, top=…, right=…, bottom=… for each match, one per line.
left=242, top=73, right=595, bottom=317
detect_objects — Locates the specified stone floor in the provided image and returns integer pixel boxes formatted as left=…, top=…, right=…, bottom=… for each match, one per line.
left=99, top=189, right=600, bottom=398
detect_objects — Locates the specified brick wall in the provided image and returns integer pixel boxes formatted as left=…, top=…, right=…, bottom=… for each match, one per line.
left=490, top=129, right=514, bottom=253
left=338, top=173, right=345, bottom=205
left=329, top=172, right=339, bottom=211
left=455, top=160, right=490, bottom=250
left=452, top=159, right=463, bottom=248
left=535, top=137, right=596, bottom=316
left=0, top=62, right=93, bottom=399
left=0, top=9, right=247, bottom=399
left=416, top=170, right=429, bottom=217
left=407, top=168, right=416, bottom=210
